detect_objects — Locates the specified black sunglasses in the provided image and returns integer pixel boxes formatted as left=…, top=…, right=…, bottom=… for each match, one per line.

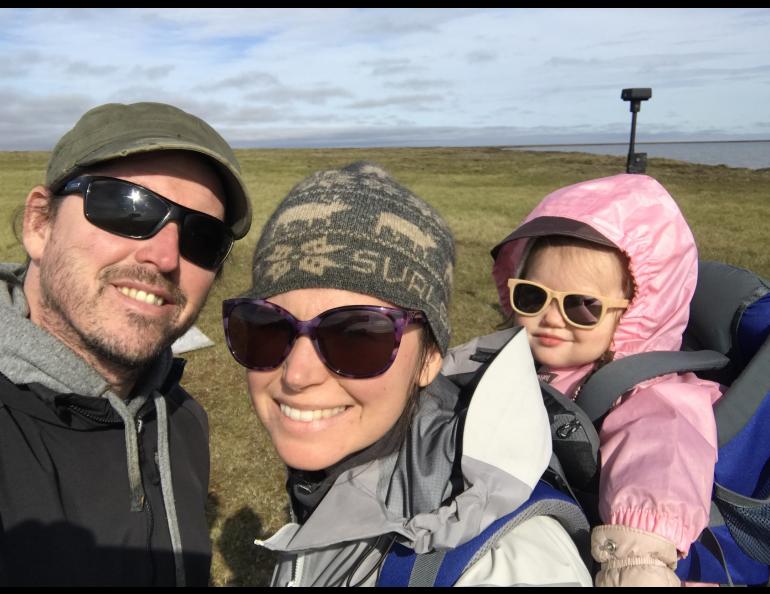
left=222, top=299, right=426, bottom=379
left=56, top=175, right=233, bottom=270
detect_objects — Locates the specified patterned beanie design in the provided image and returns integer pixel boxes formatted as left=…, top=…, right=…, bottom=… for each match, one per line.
left=249, top=161, right=455, bottom=353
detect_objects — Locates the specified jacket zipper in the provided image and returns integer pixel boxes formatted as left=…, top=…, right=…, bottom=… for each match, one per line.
left=287, top=553, right=304, bottom=587
left=68, top=404, right=118, bottom=425
left=136, top=416, right=153, bottom=548
left=135, top=414, right=159, bottom=583
left=70, top=404, right=155, bottom=579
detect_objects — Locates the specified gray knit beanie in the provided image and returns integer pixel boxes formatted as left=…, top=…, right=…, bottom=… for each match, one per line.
left=248, top=161, right=455, bottom=353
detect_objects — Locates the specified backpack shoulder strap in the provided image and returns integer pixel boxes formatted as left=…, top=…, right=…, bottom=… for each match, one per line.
left=377, top=481, right=590, bottom=587
left=444, top=331, right=602, bottom=505
left=575, top=350, right=729, bottom=423
left=542, top=380, right=601, bottom=498
left=715, top=336, right=770, bottom=447
left=687, top=261, right=769, bottom=353
left=440, top=327, right=517, bottom=387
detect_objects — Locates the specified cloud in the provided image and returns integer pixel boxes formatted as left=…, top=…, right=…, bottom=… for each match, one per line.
left=0, top=50, right=46, bottom=77
left=194, top=71, right=281, bottom=92
left=0, top=90, right=96, bottom=149
left=347, top=94, right=445, bottom=110
left=386, top=78, right=452, bottom=91
left=63, top=61, right=115, bottom=77
left=543, top=52, right=731, bottom=69
left=661, top=63, right=770, bottom=81
left=226, top=105, right=294, bottom=124
left=360, top=58, right=422, bottom=77
left=730, top=8, right=770, bottom=28
left=128, top=65, right=175, bottom=81
left=103, top=85, right=196, bottom=106
left=467, top=50, right=496, bottom=63
left=245, top=85, right=352, bottom=106
left=0, top=62, right=29, bottom=78
left=347, top=10, right=442, bottom=37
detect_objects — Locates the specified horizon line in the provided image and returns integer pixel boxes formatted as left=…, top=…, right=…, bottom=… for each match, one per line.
left=2, top=138, right=769, bottom=153
left=508, top=139, right=770, bottom=148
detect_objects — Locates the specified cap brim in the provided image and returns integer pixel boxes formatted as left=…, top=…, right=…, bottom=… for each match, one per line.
left=491, top=216, right=616, bottom=259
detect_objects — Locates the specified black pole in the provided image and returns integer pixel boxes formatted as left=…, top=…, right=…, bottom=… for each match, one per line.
left=621, top=88, right=651, bottom=174
left=626, top=107, right=639, bottom=173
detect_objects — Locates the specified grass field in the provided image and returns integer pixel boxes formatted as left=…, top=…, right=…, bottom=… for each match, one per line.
left=1, top=148, right=768, bottom=585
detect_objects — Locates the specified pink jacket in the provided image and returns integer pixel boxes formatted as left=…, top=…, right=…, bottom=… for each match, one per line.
left=491, top=174, right=721, bottom=554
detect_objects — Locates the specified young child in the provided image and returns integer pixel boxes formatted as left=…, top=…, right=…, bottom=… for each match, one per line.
left=490, top=173, right=723, bottom=586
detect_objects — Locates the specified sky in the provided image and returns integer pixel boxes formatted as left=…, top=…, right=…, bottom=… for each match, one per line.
left=2, top=8, right=769, bottom=150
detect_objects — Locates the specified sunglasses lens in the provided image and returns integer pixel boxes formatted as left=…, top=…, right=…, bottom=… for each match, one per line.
left=316, top=309, right=397, bottom=377
left=180, top=214, right=233, bottom=270
left=563, top=294, right=603, bottom=327
left=85, top=179, right=168, bottom=237
left=226, top=303, right=295, bottom=370
left=513, top=283, right=548, bottom=314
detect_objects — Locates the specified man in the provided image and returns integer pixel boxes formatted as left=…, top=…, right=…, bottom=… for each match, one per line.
left=0, top=102, right=252, bottom=586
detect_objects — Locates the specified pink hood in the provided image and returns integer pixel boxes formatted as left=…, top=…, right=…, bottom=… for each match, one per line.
left=492, top=173, right=698, bottom=396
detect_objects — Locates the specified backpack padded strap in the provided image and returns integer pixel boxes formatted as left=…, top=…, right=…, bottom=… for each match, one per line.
left=576, top=350, right=729, bottom=423
left=716, top=336, right=770, bottom=447
left=377, top=482, right=585, bottom=587
left=698, top=527, right=735, bottom=587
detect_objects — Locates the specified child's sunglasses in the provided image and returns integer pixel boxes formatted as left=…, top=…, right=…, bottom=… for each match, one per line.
left=508, top=278, right=629, bottom=329
left=222, top=299, right=426, bottom=379
left=56, top=175, right=234, bottom=270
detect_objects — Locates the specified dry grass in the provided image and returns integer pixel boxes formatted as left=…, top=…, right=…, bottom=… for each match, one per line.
left=1, top=147, right=768, bottom=585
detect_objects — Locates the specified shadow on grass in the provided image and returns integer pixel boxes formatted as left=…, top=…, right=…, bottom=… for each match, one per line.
left=217, top=506, right=280, bottom=586
left=208, top=492, right=286, bottom=586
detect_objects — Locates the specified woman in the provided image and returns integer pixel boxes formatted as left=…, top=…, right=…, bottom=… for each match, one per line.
left=222, top=161, right=592, bottom=586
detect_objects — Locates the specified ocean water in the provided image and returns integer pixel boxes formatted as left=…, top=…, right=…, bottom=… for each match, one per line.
left=508, top=141, right=770, bottom=170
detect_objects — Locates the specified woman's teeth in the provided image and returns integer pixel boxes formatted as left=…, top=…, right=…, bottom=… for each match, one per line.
left=118, top=286, right=164, bottom=306
left=280, top=403, right=347, bottom=422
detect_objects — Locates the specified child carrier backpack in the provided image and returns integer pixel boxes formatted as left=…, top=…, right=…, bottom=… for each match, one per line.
left=438, top=260, right=770, bottom=586
left=675, top=261, right=770, bottom=586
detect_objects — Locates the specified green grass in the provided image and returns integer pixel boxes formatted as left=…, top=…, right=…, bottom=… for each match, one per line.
left=2, top=147, right=768, bottom=585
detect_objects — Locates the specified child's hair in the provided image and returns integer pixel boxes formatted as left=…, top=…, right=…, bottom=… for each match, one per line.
left=521, top=236, right=635, bottom=300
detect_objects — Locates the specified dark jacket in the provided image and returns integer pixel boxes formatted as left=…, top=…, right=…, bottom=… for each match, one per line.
left=0, top=264, right=211, bottom=586
left=0, top=365, right=211, bottom=586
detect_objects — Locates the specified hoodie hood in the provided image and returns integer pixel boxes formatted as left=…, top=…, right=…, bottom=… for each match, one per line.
left=491, top=174, right=698, bottom=395
left=0, top=263, right=173, bottom=398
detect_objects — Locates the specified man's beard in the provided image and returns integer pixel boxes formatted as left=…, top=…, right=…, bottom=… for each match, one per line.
left=38, top=250, right=194, bottom=371
left=78, top=308, right=192, bottom=370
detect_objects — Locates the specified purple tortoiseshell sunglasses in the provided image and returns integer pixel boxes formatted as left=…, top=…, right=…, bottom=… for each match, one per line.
left=222, top=298, right=426, bottom=379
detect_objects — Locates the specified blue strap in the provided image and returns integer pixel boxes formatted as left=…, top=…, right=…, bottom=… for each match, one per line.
left=377, top=542, right=419, bottom=587
left=377, top=481, right=573, bottom=587
left=676, top=525, right=770, bottom=585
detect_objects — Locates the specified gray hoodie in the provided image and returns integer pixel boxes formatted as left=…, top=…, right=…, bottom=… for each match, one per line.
left=0, top=263, right=195, bottom=585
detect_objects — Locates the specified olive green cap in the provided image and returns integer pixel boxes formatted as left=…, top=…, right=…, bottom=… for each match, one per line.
left=45, top=102, right=252, bottom=239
